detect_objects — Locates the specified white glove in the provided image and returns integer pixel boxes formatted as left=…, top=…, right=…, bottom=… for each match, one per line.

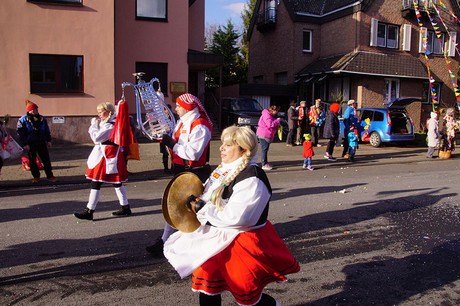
left=91, top=117, right=98, bottom=126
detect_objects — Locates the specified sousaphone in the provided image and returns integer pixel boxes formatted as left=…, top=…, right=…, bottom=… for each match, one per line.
left=162, top=172, right=204, bottom=233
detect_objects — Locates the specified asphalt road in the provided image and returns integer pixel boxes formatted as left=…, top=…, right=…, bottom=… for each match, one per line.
left=1, top=143, right=460, bottom=305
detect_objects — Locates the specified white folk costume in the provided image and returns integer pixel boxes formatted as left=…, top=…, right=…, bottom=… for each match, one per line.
left=171, top=107, right=212, bottom=169
left=85, top=114, right=128, bottom=183
left=164, top=157, right=300, bottom=306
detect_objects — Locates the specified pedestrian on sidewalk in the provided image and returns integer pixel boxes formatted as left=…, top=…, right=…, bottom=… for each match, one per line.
left=347, top=124, right=359, bottom=162
left=286, top=99, right=298, bottom=146
left=17, top=100, right=57, bottom=183
left=302, top=133, right=314, bottom=170
left=164, top=125, right=300, bottom=306
left=426, top=111, right=440, bottom=158
left=74, top=101, right=132, bottom=221
left=323, top=103, right=340, bottom=161
left=146, top=93, right=212, bottom=258
left=308, top=98, right=325, bottom=147
left=342, top=99, right=359, bottom=158
left=256, top=105, right=281, bottom=171
left=296, top=100, right=308, bottom=145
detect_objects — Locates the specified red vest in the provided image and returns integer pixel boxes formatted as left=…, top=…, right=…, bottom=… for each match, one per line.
left=171, top=117, right=211, bottom=168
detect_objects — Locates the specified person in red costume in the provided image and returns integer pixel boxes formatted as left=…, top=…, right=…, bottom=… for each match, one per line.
left=164, top=125, right=300, bottom=306
left=74, top=101, right=133, bottom=221
left=146, top=93, right=213, bottom=257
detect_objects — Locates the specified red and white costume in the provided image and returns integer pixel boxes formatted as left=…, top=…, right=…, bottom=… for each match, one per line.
left=85, top=115, right=128, bottom=183
left=170, top=107, right=211, bottom=168
left=164, top=157, right=300, bottom=306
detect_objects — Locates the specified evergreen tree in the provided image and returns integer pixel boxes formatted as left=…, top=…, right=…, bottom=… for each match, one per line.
left=240, top=0, right=257, bottom=74
left=206, top=20, right=246, bottom=87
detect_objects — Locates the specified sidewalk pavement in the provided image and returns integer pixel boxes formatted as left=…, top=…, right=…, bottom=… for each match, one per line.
left=0, top=140, right=430, bottom=188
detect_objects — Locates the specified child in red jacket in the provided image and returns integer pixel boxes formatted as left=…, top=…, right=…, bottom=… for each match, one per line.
left=302, top=133, right=314, bottom=170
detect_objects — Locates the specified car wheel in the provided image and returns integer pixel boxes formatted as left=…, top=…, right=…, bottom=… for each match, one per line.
left=369, top=132, right=381, bottom=147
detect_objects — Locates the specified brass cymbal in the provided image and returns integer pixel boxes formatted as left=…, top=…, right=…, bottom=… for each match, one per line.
left=162, top=172, right=204, bottom=233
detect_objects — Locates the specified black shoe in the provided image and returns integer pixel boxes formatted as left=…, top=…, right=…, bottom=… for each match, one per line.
left=112, top=205, right=132, bottom=216
left=74, top=208, right=94, bottom=220
left=146, top=238, right=165, bottom=258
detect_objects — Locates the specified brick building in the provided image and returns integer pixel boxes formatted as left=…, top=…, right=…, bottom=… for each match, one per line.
left=247, top=0, right=460, bottom=131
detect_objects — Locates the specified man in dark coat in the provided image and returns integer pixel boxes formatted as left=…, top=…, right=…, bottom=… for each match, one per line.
left=286, top=99, right=298, bottom=146
left=323, top=103, right=340, bottom=161
left=17, top=100, right=57, bottom=183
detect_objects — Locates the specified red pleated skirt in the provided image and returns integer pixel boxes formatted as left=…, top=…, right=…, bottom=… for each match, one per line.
left=85, top=145, right=128, bottom=183
left=191, top=221, right=300, bottom=305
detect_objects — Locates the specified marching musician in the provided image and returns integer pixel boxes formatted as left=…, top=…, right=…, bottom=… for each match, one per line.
left=146, top=93, right=213, bottom=257
left=73, top=102, right=133, bottom=221
left=164, top=126, right=300, bottom=306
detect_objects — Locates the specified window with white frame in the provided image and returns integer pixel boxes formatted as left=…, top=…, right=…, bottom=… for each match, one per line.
left=29, top=54, right=83, bottom=94
left=383, top=78, right=400, bottom=103
left=427, top=30, right=444, bottom=54
left=422, top=82, right=441, bottom=103
left=137, top=0, right=167, bottom=20
left=376, top=22, right=399, bottom=49
left=302, top=30, right=312, bottom=52
left=419, top=28, right=445, bottom=54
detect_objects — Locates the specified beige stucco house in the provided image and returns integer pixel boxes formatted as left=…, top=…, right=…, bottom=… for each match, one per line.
left=0, top=0, right=220, bottom=143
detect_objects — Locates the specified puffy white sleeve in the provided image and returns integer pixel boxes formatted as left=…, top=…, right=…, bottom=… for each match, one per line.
left=198, top=176, right=271, bottom=229
left=174, top=124, right=211, bottom=161
left=88, top=121, right=113, bottom=144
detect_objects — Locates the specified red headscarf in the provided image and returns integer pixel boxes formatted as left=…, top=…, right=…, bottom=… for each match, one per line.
left=176, top=93, right=213, bottom=127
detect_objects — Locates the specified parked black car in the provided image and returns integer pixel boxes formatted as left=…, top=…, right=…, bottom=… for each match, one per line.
left=221, top=97, right=264, bottom=131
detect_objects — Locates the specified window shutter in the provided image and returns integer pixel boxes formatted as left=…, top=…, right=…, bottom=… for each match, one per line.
left=419, top=27, right=427, bottom=53
left=370, top=18, right=378, bottom=47
left=402, top=24, right=412, bottom=51
left=448, top=31, right=457, bottom=57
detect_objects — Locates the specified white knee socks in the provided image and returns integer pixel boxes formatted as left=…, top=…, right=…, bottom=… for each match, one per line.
left=86, top=189, right=100, bottom=210
left=115, top=185, right=129, bottom=206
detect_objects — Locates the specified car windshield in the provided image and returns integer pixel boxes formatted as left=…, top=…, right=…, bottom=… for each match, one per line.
left=231, top=99, right=263, bottom=112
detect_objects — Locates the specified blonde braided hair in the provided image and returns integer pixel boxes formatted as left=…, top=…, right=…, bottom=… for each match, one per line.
left=210, top=126, right=258, bottom=210
left=97, top=102, right=115, bottom=124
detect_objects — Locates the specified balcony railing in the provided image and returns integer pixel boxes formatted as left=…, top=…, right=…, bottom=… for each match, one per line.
left=402, top=0, right=436, bottom=11
left=256, top=7, right=277, bottom=33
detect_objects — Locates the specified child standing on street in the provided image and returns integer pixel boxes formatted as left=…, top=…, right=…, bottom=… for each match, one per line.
left=347, top=124, right=359, bottom=162
left=302, top=133, right=314, bottom=170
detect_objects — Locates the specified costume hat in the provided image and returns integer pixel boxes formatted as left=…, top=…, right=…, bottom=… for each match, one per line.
left=303, top=133, right=312, bottom=141
left=26, top=100, right=38, bottom=112
left=330, top=103, right=340, bottom=113
left=176, top=93, right=213, bottom=127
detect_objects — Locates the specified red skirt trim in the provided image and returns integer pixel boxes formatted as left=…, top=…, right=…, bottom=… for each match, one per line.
left=191, top=221, right=300, bottom=305
left=85, top=145, right=128, bottom=183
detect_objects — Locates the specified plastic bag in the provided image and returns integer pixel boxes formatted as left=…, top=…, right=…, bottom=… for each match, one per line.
left=21, top=156, right=44, bottom=171
left=2, top=135, right=23, bottom=159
